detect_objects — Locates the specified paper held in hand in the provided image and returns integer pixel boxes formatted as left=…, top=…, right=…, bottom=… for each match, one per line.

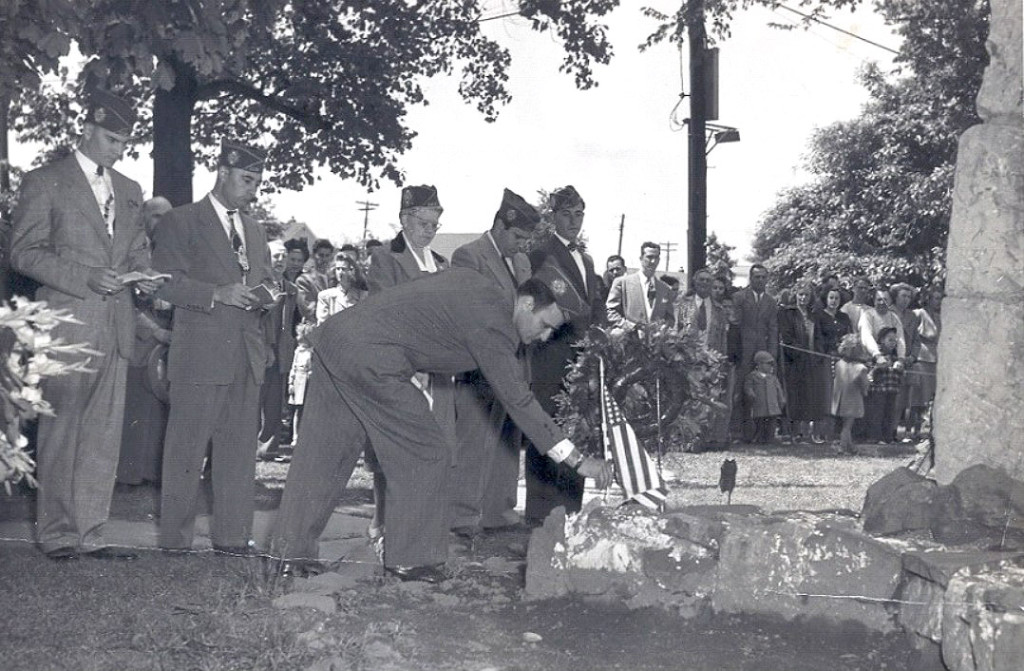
left=118, top=271, right=172, bottom=285
left=251, top=279, right=284, bottom=307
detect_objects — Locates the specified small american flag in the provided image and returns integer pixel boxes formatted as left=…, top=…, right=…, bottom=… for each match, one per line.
left=599, top=359, right=668, bottom=510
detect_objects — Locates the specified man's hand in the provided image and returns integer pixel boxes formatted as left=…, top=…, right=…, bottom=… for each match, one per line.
left=87, top=268, right=124, bottom=296
left=577, top=457, right=615, bottom=489
left=134, top=276, right=167, bottom=295
left=213, top=283, right=259, bottom=310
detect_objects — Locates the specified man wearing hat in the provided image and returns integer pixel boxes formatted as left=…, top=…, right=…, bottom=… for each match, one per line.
left=524, top=185, right=603, bottom=525
left=151, top=140, right=275, bottom=554
left=364, top=184, right=453, bottom=543
left=10, top=89, right=160, bottom=560
left=449, top=189, right=537, bottom=535
left=268, top=266, right=613, bottom=582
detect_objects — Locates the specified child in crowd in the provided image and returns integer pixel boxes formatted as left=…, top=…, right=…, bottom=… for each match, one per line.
left=831, top=334, right=871, bottom=454
left=863, top=326, right=904, bottom=443
left=744, top=350, right=786, bottom=444
left=288, top=322, right=314, bottom=438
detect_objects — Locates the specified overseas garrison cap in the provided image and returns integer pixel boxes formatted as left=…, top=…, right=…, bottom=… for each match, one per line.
left=219, top=140, right=267, bottom=172
left=549, top=185, right=585, bottom=211
left=84, top=90, right=137, bottom=135
left=496, top=188, right=541, bottom=231
left=401, top=185, right=442, bottom=211
left=533, top=261, right=588, bottom=320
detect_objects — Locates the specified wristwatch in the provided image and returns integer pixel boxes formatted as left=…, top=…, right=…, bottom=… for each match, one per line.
left=564, top=450, right=585, bottom=470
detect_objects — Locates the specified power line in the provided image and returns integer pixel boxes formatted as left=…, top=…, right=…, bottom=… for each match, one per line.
left=776, top=4, right=899, bottom=55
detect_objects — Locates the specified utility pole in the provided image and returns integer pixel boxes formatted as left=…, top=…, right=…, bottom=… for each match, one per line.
left=660, top=241, right=678, bottom=272
left=356, top=199, right=378, bottom=239
left=617, top=214, right=625, bottom=256
left=687, top=0, right=708, bottom=276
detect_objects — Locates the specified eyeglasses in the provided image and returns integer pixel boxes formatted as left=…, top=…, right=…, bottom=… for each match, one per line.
left=406, top=214, right=442, bottom=231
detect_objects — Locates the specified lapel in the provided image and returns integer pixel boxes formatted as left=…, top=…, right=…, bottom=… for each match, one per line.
left=628, top=273, right=645, bottom=315
left=511, top=252, right=531, bottom=285
left=239, top=212, right=269, bottom=285
left=109, top=169, right=140, bottom=261
left=62, top=156, right=111, bottom=249
left=548, top=238, right=587, bottom=298
left=478, top=235, right=517, bottom=297
left=196, top=196, right=243, bottom=280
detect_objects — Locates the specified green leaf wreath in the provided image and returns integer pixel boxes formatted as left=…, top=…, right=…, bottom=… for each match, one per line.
left=0, top=298, right=101, bottom=493
left=554, top=323, right=726, bottom=457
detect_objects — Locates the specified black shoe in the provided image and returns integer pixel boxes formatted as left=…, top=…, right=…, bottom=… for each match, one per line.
left=279, top=559, right=327, bottom=579
left=84, top=546, right=139, bottom=560
left=385, top=564, right=447, bottom=584
left=45, top=547, right=79, bottom=561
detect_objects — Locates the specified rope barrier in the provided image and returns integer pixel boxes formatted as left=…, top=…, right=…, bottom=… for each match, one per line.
left=778, top=342, right=938, bottom=377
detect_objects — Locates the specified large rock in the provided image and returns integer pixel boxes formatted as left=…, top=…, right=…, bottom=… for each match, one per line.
left=524, top=507, right=570, bottom=600
left=711, top=513, right=903, bottom=631
left=941, top=562, right=1024, bottom=671
left=934, top=0, right=1024, bottom=485
left=931, top=465, right=1024, bottom=549
left=861, top=467, right=937, bottom=536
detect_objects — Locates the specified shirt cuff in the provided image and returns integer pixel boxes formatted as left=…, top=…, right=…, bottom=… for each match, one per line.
left=545, top=439, right=575, bottom=463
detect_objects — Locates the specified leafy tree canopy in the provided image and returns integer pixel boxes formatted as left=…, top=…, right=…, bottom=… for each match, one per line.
left=751, top=0, right=989, bottom=288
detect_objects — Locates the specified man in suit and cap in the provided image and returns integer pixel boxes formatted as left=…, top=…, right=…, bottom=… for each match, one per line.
left=730, top=263, right=779, bottom=442
left=10, top=89, right=160, bottom=560
left=524, top=185, right=603, bottom=525
left=364, top=184, right=454, bottom=542
left=605, top=241, right=676, bottom=328
left=269, top=264, right=613, bottom=582
left=152, top=140, right=275, bottom=554
left=449, top=188, right=537, bottom=535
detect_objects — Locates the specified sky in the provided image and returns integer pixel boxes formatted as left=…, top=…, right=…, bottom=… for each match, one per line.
left=10, top=1, right=901, bottom=273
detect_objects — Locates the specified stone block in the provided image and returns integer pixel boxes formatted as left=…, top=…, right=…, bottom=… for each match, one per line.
left=898, top=574, right=947, bottom=643
left=712, top=515, right=902, bottom=631
left=524, top=507, right=569, bottom=600
left=933, top=298, right=1024, bottom=485
left=904, top=550, right=1024, bottom=588
left=977, top=0, right=1023, bottom=120
left=942, top=563, right=1024, bottom=671
left=861, top=467, right=937, bottom=536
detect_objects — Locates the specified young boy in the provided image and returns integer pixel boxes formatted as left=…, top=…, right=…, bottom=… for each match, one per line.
left=744, top=350, right=786, bottom=444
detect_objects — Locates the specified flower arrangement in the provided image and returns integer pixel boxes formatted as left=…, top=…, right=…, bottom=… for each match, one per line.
left=0, top=298, right=100, bottom=493
left=555, top=322, right=726, bottom=456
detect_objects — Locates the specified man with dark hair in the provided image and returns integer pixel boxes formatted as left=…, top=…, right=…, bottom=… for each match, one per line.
left=269, top=267, right=613, bottom=582
left=600, top=254, right=627, bottom=301
left=10, top=89, right=160, bottom=561
left=524, top=185, right=603, bottom=524
left=606, top=241, right=675, bottom=327
left=152, top=140, right=275, bottom=554
left=730, top=263, right=779, bottom=442
left=449, top=189, right=537, bottom=534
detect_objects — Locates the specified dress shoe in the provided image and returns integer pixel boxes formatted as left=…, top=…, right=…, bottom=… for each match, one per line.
left=279, top=559, right=327, bottom=579
left=384, top=564, right=447, bottom=584
left=45, top=547, right=79, bottom=561
left=84, top=546, right=139, bottom=560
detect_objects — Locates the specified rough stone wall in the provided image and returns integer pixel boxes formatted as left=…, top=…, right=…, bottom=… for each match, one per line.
left=934, top=0, right=1024, bottom=484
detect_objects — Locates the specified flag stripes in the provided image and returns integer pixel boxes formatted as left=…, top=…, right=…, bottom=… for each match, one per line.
left=599, top=359, right=668, bottom=510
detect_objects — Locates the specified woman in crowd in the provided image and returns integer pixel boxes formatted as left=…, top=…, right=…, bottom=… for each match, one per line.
left=813, top=286, right=853, bottom=442
left=909, top=285, right=942, bottom=439
left=778, top=283, right=829, bottom=443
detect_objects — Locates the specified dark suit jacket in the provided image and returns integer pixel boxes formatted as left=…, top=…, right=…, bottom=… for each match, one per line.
left=368, top=233, right=448, bottom=294
left=732, top=287, right=779, bottom=369
left=151, top=196, right=273, bottom=385
left=312, top=268, right=564, bottom=452
left=605, top=271, right=675, bottom=327
left=527, top=236, right=601, bottom=385
left=10, top=154, right=148, bottom=359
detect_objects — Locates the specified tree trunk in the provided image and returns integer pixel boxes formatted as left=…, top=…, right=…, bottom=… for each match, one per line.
left=153, top=57, right=198, bottom=206
left=1, top=92, right=12, bottom=300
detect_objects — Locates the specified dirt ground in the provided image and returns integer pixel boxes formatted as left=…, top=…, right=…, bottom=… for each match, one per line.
left=0, top=445, right=921, bottom=670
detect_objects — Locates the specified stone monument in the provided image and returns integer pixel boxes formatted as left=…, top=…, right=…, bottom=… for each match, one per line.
left=934, top=0, right=1023, bottom=484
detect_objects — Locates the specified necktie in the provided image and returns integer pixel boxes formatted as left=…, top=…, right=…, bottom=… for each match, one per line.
left=646, top=279, right=656, bottom=304
left=697, top=299, right=708, bottom=330
left=226, top=210, right=250, bottom=275
left=95, top=166, right=114, bottom=236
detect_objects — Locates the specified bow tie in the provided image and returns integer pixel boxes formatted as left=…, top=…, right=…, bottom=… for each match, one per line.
left=566, top=240, right=585, bottom=253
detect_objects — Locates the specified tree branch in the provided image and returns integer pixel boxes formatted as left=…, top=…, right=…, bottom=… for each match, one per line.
left=197, top=78, right=331, bottom=132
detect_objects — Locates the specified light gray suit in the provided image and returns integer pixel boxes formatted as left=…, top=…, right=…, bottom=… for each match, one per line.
left=450, top=233, right=531, bottom=529
left=605, top=271, right=676, bottom=327
left=10, top=152, right=148, bottom=553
